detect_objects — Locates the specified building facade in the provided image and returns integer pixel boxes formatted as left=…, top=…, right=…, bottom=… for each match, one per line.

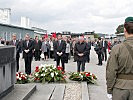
left=32, top=27, right=47, bottom=38
left=61, top=31, right=95, bottom=40
left=0, top=23, right=34, bottom=41
left=0, top=8, right=11, bottom=24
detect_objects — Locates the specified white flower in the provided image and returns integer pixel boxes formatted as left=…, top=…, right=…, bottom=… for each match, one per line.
left=79, top=74, right=81, bottom=76
left=80, top=75, right=83, bottom=78
left=19, top=77, right=22, bottom=80
left=45, top=69, right=47, bottom=72
left=55, top=72, right=58, bottom=75
left=16, top=76, right=19, bottom=79
left=53, top=66, right=56, bottom=69
left=20, top=72, right=23, bottom=75
left=25, top=74, right=27, bottom=76
left=42, top=67, right=45, bottom=71
left=35, top=73, right=39, bottom=77
left=51, top=73, right=54, bottom=77
left=50, top=69, right=52, bottom=71
left=41, top=74, right=45, bottom=76
left=90, top=73, right=92, bottom=76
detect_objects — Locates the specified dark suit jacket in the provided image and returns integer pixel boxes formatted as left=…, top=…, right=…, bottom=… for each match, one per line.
left=102, top=41, right=108, bottom=49
left=9, top=40, right=21, bottom=58
left=53, top=40, right=66, bottom=59
left=33, top=40, right=42, bottom=50
left=22, top=40, right=34, bottom=58
left=74, top=42, right=89, bottom=61
left=95, top=41, right=103, bottom=54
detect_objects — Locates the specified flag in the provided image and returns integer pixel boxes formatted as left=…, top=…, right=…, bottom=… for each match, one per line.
left=52, top=32, right=56, bottom=38
left=44, top=33, right=48, bottom=38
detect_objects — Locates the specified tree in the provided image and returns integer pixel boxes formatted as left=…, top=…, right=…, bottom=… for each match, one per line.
left=115, top=24, right=124, bottom=34
left=94, top=33, right=99, bottom=38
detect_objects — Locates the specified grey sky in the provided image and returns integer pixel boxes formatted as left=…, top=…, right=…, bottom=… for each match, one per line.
left=0, top=0, right=133, bottom=34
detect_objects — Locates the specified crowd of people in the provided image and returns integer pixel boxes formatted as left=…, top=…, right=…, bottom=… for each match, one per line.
left=1, top=17, right=133, bottom=100
left=0, top=33, right=121, bottom=74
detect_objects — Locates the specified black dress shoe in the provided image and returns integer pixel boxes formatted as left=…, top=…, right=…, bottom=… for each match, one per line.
left=98, top=64, right=102, bottom=66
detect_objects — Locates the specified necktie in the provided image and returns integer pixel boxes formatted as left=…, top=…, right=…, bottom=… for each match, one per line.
left=27, top=41, right=29, bottom=47
left=59, top=40, right=61, bottom=46
left=103, top=41, right=104, bottom=47
left=13, top=40, right=16, bottom=46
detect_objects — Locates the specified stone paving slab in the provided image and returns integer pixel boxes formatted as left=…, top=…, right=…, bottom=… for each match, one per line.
left=82, top=82, right=89, bottom=100
left=50, top=84, right=66, bottom=100
left=28, top=84, right=55, bottom=100
left=2, top=84, right=36, bottom=100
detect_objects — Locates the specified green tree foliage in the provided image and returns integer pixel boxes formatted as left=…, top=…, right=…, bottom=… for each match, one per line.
left=94, top=33, right=99, bottom=38
left=115, top=24, right=124, bottom=34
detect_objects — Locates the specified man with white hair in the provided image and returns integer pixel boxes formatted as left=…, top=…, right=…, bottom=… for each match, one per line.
left=9, top=34, right=21, bottom=72
left=74, top=36, right=89, bottom=72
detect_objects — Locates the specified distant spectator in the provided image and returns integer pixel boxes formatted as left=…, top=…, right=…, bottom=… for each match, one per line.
left=1, top=41, right=5, bottom=45
left=6, top=41, right=10, bottom=45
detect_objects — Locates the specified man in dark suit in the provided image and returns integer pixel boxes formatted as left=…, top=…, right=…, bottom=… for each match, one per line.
left=85, top=38, right=91, bottom=63
left=101, top=37, right=108, bottom=61
left=34, top=36, right=42, bottom=61
left=74, top=36, right=89, bottom=72
left=96, top=37, right=103, bottom=66
left=9, top=34, right=21, bottom=72
left=53, top=33, right=66, bottom=71
left=22, top=34, right=34, bottom=75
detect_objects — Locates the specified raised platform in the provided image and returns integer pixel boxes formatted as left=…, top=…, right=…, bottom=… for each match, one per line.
left=28, top=82, right=89, bottom=100
left=2, top=84, right=36, bottom=100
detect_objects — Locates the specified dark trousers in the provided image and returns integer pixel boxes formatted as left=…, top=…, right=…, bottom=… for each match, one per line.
left=86, top=51, right=90, bottom=63
left=34, top=50, right=41, bottom=61
left=74, top=53, right=76, bottom=61
left=98, top=53, right=102, bottom=65
left=65, top=53, right=69, bottom=63
left=16, top=57, right=19, bottom=72
left=50, top=51, right=54, bottom=58
left=77, top=61, right=85, bottom=72
left=102, top=48, right=107, bottom=61
left=56, top=56, right=65, bottom=71
left=24, top=57, right=32, bottom=75
left=71, top=50, right=73, bottom=56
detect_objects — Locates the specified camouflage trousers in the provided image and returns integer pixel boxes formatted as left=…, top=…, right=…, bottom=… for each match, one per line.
left=112, top=88, right=133, bottom=100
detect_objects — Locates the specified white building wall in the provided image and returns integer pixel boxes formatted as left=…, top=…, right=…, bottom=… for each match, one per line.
left=21, top=17, right=30, bottom=28
left=0, top=8, right=11, bottom=24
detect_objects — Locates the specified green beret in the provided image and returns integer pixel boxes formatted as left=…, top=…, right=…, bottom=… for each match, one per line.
left=125, top=17, right=133, bottom=23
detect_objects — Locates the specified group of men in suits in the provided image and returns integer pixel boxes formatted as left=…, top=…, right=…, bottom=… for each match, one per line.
left=9, top=33, right=67, bottom=74
left=9, top=34, right=34, bottom=75
left=9, top=33, right=92, bottom=74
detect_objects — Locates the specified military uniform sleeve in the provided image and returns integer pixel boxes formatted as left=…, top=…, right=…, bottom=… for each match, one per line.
left=106, top=48, right=119, bottom=94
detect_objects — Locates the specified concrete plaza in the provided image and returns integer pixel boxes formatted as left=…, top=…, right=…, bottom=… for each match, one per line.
left=19, top=47, right=109, bottom=100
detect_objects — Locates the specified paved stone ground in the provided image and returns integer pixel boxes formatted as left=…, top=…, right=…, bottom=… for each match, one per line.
left=19, top=47, right=109, bottom=100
